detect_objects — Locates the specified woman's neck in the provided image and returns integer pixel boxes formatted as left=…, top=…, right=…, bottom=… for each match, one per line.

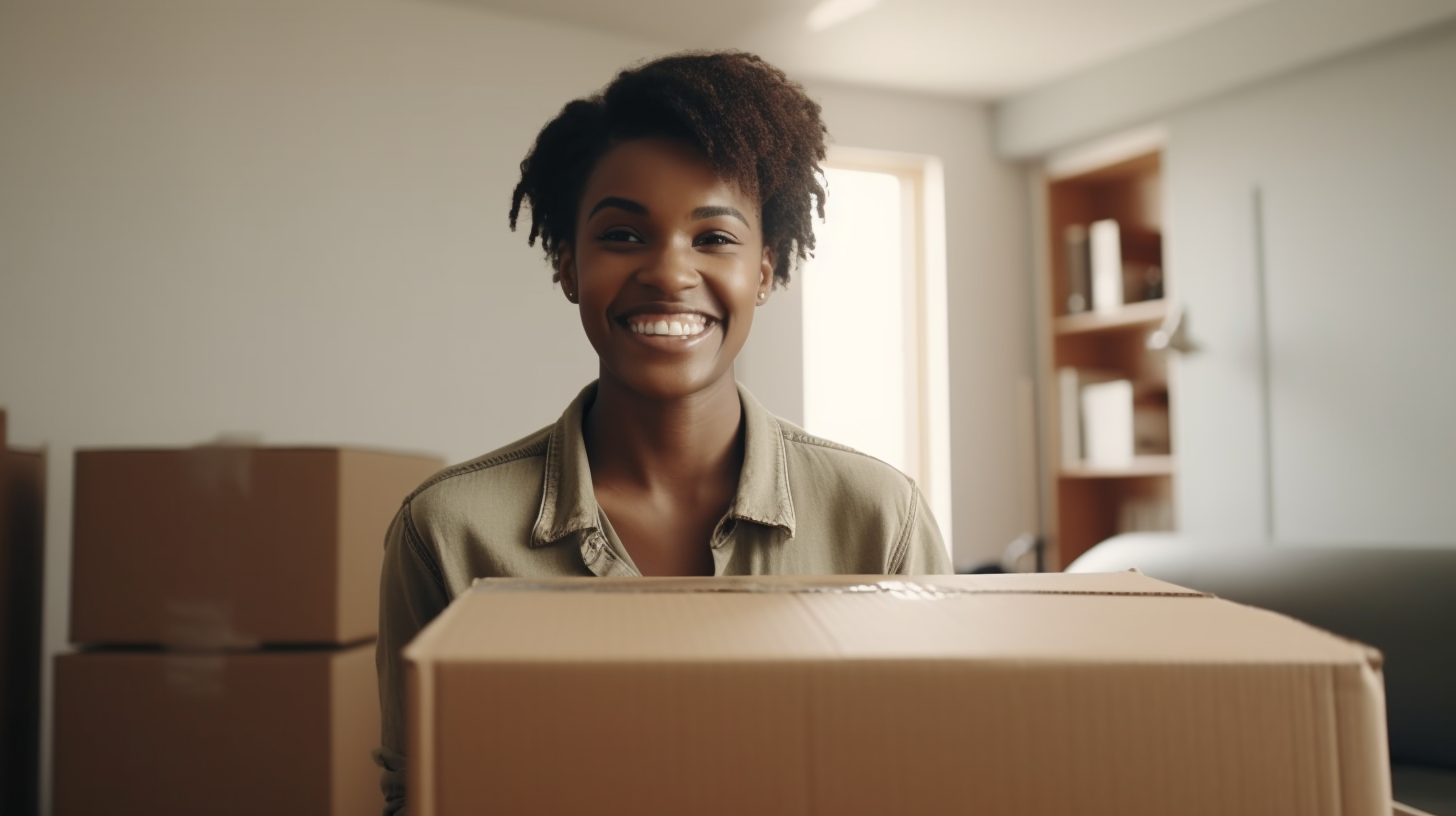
left=582, top=373, right=744, bottom=494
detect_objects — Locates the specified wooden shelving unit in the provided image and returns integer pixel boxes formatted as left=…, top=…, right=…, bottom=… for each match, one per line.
left=1054, top=298, right=1167, bottom=335
left=1037, top=145, right=1176, bottom=570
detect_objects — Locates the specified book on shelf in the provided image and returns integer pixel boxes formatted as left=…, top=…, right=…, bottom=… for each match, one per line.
left=1057, top=367, right=1122, bottom=466
left=1089, top=219, right=1123, bottom=314
left=1081, top=378, right=1135, bottom=467
left=1063, top=224, right=1090, bottom=314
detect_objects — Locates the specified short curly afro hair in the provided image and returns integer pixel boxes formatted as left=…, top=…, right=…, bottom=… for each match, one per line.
left=509, top=50, right=828, bottom=287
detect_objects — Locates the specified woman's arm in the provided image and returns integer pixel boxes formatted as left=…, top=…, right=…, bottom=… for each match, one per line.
left=374, top=502, right=451, bottom=816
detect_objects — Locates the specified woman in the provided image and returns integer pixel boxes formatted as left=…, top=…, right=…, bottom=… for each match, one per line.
left=374, top=50, right=949, bottom=814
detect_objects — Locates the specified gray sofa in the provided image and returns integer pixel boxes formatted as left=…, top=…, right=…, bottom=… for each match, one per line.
left=1068, top=533, right=1456, bottom=815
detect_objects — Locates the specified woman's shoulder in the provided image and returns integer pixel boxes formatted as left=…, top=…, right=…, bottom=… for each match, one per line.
left=402, top=424, right=554, bottom=511
left=768, top=414, right=946, bottom=574
left=772, top=417, right=918, bottom=497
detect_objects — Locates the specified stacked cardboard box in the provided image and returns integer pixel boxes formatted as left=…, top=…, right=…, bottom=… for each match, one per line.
left=407, top=573, right=1395, bottom=816
left=0, top=411, right=46, bottom=816
left=57, top=446, right=442, bottom=816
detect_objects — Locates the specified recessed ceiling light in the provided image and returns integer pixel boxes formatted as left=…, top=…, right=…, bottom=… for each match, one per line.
left=805, top=0, right=879, bottom=32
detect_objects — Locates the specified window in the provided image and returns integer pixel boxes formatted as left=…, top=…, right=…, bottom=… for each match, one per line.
left=802, top=148, right=952, bottom=550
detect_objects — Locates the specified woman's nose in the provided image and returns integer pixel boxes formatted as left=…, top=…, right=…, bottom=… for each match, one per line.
left=635, top=238, right=701, bottom=294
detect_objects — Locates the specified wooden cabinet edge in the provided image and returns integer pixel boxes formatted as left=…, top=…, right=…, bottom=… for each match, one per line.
left=1058, top=455, right=1176, bottom=480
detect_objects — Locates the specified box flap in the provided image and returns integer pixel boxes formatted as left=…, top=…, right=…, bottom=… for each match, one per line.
left=407, top=572, right=1371, bottom=668
left=465, top=570, right=1205, bottom=597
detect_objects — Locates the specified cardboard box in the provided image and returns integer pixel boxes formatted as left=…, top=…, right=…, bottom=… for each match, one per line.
left=406, top=573, right=1391, bottom=816
left=1, top=410, right=46, bottom=816
left=72, top=446, right=442, bottom=646
left=54, top=642, right=377, bottom=816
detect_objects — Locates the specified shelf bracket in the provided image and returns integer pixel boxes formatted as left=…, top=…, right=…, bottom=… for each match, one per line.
left=1146, top=301, right=1198, bottom=353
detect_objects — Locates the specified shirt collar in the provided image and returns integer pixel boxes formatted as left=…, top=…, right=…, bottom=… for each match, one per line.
left=530, top=382, right=600, bottom=548
left=728, top=382, right=797, bottom=536
left=530, top=380, right=797, bottom=548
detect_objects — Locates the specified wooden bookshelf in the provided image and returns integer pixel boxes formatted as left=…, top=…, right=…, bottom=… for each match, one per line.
left=1054, top=299, right=1167, bottom=336
left=1037, top=143, right=1176, bottom=570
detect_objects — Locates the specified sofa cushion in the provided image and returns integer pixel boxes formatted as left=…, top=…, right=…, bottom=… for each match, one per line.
left=1068, top=533, right=1456, bottom=772
left=1393, top=764, right=1456, bottom=816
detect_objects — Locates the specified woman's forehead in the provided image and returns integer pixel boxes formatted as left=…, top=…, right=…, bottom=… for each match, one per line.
left=580, top=137, right=757, bottom=217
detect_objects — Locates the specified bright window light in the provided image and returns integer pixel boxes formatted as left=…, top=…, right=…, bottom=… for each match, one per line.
left=803, top=167, right=908, bottom=472
left=802, top=152, right=953, bottom=555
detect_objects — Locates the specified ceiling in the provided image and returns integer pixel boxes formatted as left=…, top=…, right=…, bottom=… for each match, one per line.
left=450, top=0, right=1279, bottom=99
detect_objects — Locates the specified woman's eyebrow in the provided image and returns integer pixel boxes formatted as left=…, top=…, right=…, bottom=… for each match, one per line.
left=586, top=197, right=749, bottom=228
left=692, top=205, right=749, bottom=227
left=587, top=196, right=647, bottom=218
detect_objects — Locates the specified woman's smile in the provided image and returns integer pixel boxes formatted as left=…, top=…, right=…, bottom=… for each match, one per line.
left=624, top=314, right=710, bottom=337
left=620, top=314, right=717, bottom=351
left=614, top=303, right=718, bottom=342
left=615, top=304, right=720, bottom=361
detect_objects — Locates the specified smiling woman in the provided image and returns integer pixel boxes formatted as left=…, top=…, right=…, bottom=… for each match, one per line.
left=372, top=50, right=951, bottom=815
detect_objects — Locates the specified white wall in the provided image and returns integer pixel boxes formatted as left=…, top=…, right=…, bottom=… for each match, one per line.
left=1165, top=20, right=1456, bottom=543
left=995, top=0, right=1456, bottom=158
left=740, top=82, right=1035, bottom=567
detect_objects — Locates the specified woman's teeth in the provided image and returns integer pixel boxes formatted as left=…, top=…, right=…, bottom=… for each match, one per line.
left=630, top=317, right=707, bottom=337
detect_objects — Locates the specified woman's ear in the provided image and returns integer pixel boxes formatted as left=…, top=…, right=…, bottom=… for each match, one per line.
left=557, top=245, right=579, bottom=304
left=757, top=246, right=776, bottom=305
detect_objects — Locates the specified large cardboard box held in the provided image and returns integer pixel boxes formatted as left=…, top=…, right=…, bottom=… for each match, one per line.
left=406, top=573, right=1391, bottom=816
left=72, top=446, right=441, bottom=646
left=54, top=642, right=377, bottom=816
left=1, top=411, right=45, bottom=816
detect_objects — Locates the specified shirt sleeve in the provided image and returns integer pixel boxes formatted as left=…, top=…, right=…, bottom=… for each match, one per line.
left=374, top=501, right=451, bottom=816
left=891, top=482, right=953, bottom=575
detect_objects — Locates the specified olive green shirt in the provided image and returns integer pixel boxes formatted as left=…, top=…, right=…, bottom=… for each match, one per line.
left=373, top=381, right=950, bottom=814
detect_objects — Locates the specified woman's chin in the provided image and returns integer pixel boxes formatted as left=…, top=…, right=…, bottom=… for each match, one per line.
left=599, top=363, right=736, bottom=403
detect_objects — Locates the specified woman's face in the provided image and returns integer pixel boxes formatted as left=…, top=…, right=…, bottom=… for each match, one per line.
left=560, top=137, right=774, bottom=402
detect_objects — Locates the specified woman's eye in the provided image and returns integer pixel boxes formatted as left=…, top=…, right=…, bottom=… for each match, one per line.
left=598, top=228, right=642, bottom=243
left=696, top=232, right=737, bottom=247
